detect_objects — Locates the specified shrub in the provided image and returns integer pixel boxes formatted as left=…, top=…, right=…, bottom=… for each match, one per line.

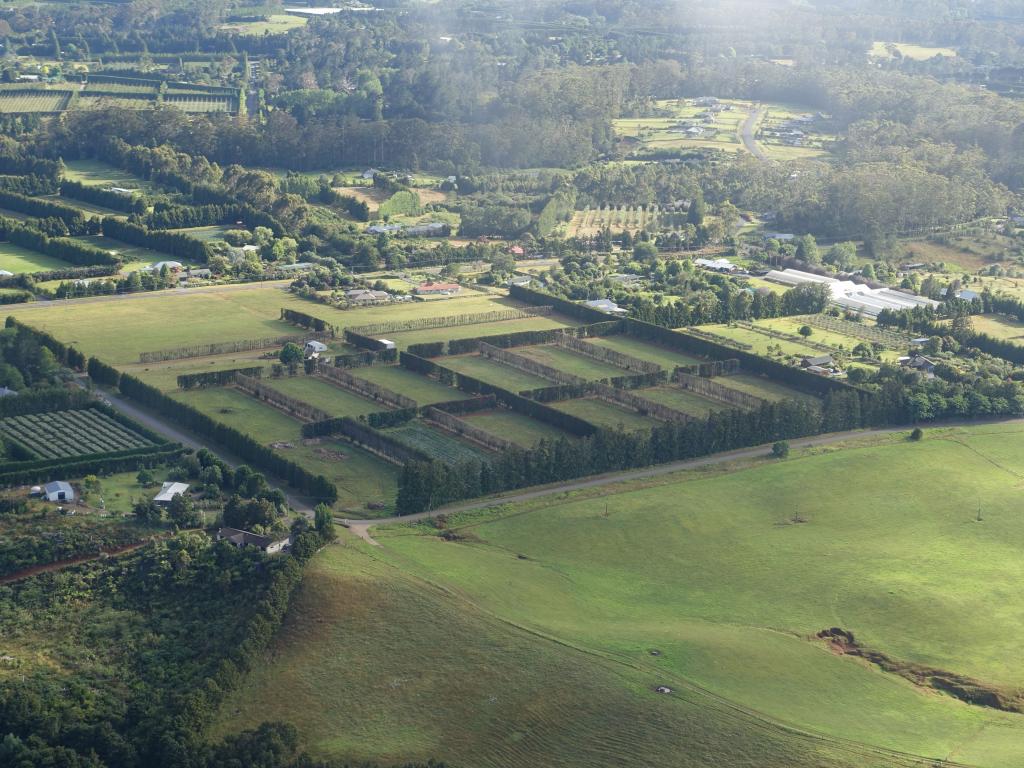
left=910, top=427, right=924, bottom=441
left=772, top=441, right=790, bottom=458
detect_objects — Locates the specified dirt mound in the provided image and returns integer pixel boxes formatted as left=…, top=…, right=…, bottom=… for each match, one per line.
left=816, top=628, right=1022, bottom=712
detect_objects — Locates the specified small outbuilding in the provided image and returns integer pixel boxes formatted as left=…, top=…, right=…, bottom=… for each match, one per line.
left=154, top=482, right=190, bottom=506
left=378, top=339, right=397, bottom=351
left=583, top=298, right=629, bottom=316
left=304, top=340, right=329, bottom=359
left=44, top=481, right=74, bottom=503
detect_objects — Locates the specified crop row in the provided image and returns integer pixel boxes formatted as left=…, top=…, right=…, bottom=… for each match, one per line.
left=0, top=410, right=153, bottom=460
left=385, top=421, right=493, bottom=465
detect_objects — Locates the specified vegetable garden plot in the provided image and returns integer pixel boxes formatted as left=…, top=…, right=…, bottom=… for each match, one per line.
left=385, top=421, right=494, bottom=464
left=0, top=409, right=155, bottom=460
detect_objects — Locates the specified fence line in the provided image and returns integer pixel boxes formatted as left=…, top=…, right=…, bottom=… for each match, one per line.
left=554, top=334, right=662, bottom=374
left=675, top=372, right=769, bottom=410
left=479, top=342, right=589, bottom=386
left=348, top=306, right=554, bottom=337
left=140, top=331, right=332, bottom=364
left=234, top=374, right=331, bottom=422
left=317, top=365, right=418, bottom=410
left=423, top=407, right=514, bottom=452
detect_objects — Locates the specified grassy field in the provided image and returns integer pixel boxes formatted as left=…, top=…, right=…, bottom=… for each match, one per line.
left=61, top=159, right=154, bottom=192
left=715, top=373, right=817, bottom=402
left=387, top=420, right=494, bottom=464
left=461, top=408, right=576, bottom=448
left=636, top=384, right=732, bottom=417
left=614, top=98, right=751, bottom=157
left=585, top=334, right=704, bottom=370
left=173, top=387, right=399, bottom=513
left=552, top=397, right=663, bottom=431
left=3, top=285, right=549, bottom=366
left=699, top=322, right=826, bottom=359
left=219, top=423, right=1024, bottom=767
left=870, top=41, right=956, bottom=60
left=72, top=235, right=194, bottom=273
left=442, top=354, right=554, bottom=391
left=169, top=225, right=235, bottom=243
left=515, top=344, right=628, bottom=381
left=218, top=14, right=308, bottom=35
left=262, top=375, right=385, bottom=419
left=349, top=365, right=467, bottom=405
left=970, top=314, right=1024, bottom=345
left=385, top=314, right=576, bottom=349
left=0, top=241, right=72, bottom=273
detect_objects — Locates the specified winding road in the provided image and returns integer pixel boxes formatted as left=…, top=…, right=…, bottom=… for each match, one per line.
left=740, top=105, right=768, bottom=161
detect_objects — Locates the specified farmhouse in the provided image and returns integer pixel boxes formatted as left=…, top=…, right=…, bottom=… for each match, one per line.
left=583, top=298, right=629, bottom=316
left=43, top=481, right=74, bottom=503
left=405, top=222, right=449, bottom=237
left=695, top=257, right=739, bottom=273
left=345, top=288, right=391, bottom=305
left=801, top=355, right=835, bottom=369
left=507, top=275, right=532, bottom=287
left=900, top=355, right=937, bottom=377
left=414, top=281, right=461, bottom=296
left=146, top=261, right=184, bottom=273
left=509, top=245, right=525, bottom=257
left=215, top=527, right=291, bottom=555
left=154, top=482, right=190, bottom=506
left=304, top=340, right=329, bottom=359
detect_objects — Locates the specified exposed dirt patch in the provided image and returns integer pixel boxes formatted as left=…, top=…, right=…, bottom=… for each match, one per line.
left=314, top=447, right=348, bottom=461
left=269, top=441, right=295, bottom=450
left=416, top=188, right=449, bottom=206
left=332, top=186, right=389, bottom=212
left=817, top=628, right=1023, bottom=712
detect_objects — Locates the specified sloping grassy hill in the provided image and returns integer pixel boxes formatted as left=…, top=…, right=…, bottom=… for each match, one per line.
left=217, top=423, right=1024, bottom=767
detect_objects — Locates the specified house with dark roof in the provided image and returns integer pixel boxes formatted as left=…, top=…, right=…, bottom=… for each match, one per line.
left=216, top=527, right=291, bottom=555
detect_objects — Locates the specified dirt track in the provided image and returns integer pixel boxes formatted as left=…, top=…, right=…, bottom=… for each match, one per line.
left=741, top=105, right=768, bottom=161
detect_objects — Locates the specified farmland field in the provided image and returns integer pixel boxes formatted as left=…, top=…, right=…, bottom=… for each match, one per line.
left=386, top=421, right=494, bottom=464
left=970, top=314, right=1024, bottom=345
left=585, top=334, right=703, bottom=369
left=636, top=384, right=731, bottom=417
left=71, top=235, right=194, bottom=273
left=514, top=343, right=628, bottom=381
left=552, top=396, right=663, bottom=431
left=348, top=365, right=467, bottom=405
left=385, top=313, right=576, bottom=349
left=870, top=41, right=956, bottom=60
left=441, top=354, right=555, bottom=391
left=173, top=386, right=399, bottom=513
left=0, top=408, right=155, bottom=460
left=461, top=408, right=576, bottom=447
left=220, top=423, right=1024, bottom=767
left=0, top=91, right=70, bottom=113
left=218, top=14, right=308, bottom=35
left=714, top=373, right=815, bottom=402
left=0, top=241, right=73, bottom=273
left=262, top=375, right=385, bottom=419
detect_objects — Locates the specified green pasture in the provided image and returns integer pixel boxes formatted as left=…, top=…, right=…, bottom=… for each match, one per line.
left=0, top=241, right=73, bottom=273
left=715, top=373, right=817, bottom=402
left=385, top=313, right=576, bottom=349
left=515, top=343, right=627, bottom=381
left=870, top=41, right=956, bottom=60
left=61, top=159, right=155, bottom=193
left=367, top=424, right=1024, bottom=765
left=441, top=354, right=554, bottom=392
left=213, top=542, right=903, bottom=768
left=699, top=323, right=825, bottom=359
left=350, top=365, right=467, bottom=405
left=263, top=375, right=384, bottom=419
left=172, top=386, right=398, bottom=513
left=636, top=385, right=730, bottom=417
left=585, top=334, right=704, bottom=370
left=218, top=14, right=307, bottom=35
left=461, top=408, right=576, bottom=448
left=219, top=423, right=1024, bottom=767
left=970, top=314, right=1024, bottom=346
left=169, top=225, right=235, bottom=242
left=552, top=397, right=663, bottom=432
left=72, top=235, right=193, bottom=272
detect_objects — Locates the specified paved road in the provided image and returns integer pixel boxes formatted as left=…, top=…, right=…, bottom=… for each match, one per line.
left=94, top=383, right=314, bottom=514
left=740, top=105, right=768, bottom=161
left=342, top=417, right=1024, bottom=544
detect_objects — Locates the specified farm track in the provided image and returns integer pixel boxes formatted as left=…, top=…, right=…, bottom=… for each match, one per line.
left=341, top=416, right=1024, bottom=543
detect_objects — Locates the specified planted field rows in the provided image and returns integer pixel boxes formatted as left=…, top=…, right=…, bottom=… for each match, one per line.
left=0, top=409, right=155, bottom=460
left=385, top=421, right=494, bottom=464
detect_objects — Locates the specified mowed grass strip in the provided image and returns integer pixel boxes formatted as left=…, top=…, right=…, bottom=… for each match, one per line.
left=214, top=542, right=904, bottom=768
left=552, top=397, right=663, bottom=432
left=384, top=313, right=577, bottom=349
left=372, top=426, right=1024, bottom=765
left=461, top=409, right=576, bottom=448
left=714, top=373, right=819, bottom=403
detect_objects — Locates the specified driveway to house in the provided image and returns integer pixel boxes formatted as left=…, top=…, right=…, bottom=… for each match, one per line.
left=341, top=418, right=1024, bottom=544
left=741, top=105, right=768, bottom=161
